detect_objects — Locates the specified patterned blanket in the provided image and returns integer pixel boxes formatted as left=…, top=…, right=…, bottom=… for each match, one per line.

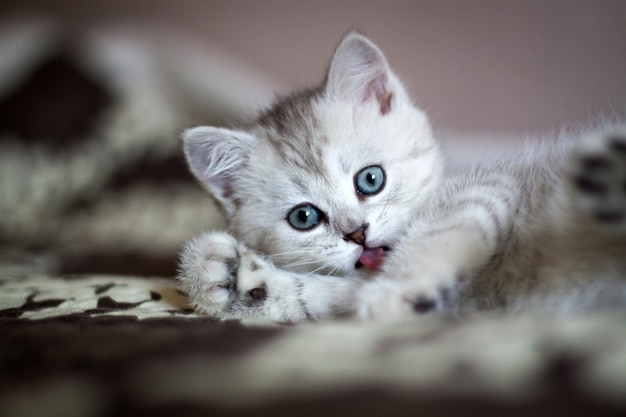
left=2, top=268, right=626, bottom=416
left=1, top=21, right=625, bottom=417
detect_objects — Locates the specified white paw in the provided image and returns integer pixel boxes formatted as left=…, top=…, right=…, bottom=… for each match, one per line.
left=177, top=231, right=272, bottom=319
left=357, top=266, right=463, bottom=321
left=572, top=128, right=626, bottom=227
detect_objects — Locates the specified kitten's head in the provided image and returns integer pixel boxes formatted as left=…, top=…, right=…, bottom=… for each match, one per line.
left=183, top=32, right=442, bottom=277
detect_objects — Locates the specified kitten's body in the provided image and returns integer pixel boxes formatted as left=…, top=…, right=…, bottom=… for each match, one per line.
left=178, top=33, right=626, bottom=322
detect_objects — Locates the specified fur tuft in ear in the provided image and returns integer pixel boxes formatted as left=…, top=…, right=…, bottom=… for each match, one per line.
left=326, top=32, right=400, bottom=115
left=182, top=126, right=255, bottom=214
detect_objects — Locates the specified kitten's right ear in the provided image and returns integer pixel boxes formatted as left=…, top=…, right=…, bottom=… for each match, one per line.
left=183, top=126, right=255, bottom=214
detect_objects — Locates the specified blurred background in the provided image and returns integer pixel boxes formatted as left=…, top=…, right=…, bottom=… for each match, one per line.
left=2, top=0, right=624, bottom=131
left=0, top=0, right=625, bottom=276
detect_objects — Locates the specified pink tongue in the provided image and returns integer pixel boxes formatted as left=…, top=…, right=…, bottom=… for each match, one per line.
left=359, top=247, right=385, bottom=270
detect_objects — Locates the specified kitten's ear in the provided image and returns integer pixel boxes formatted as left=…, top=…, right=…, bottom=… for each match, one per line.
left=326, top=32, right=404, bottom=115
left=183, top=126, right=255, bottom=214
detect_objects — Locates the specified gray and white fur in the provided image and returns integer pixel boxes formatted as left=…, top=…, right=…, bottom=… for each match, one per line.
left=178, top=32, right=626, bottom=322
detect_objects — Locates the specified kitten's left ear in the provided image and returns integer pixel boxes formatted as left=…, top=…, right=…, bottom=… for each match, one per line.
left=326, top=32, right=407, bottom=115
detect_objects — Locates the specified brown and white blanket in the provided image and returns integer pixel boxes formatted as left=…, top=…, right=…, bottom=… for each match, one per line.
left=1, top=21, right=625, bottom=417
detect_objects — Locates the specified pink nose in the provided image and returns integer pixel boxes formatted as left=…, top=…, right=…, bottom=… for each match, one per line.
left=344, top=224, right=368, bottom=246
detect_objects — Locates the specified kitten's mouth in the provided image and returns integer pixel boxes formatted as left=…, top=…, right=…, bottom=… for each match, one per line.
left=355, top=246, right=390, bottom=270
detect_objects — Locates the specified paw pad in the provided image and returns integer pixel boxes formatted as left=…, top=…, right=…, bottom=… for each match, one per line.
left=248, top=287, right=267, bottom=301
left=574, top=173, right=608, bottom=196
left=573, top=130, right=626, bottom=226
left=409, top=296, right=437, bottom=314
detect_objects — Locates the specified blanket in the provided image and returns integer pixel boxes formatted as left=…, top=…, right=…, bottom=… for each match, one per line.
left=1, top=21, right=625, bottom=417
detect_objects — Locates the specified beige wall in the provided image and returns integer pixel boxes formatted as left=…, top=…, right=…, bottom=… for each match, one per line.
left=2, top=0, right=625, bottom=133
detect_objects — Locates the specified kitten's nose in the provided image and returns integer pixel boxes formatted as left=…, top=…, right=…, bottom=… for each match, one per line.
left=344, top=223, right=369, bottom=246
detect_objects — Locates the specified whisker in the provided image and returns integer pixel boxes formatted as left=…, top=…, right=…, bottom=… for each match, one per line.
left=271, top=249, right=319, bottom=258
left=280, top=259, right=324, bottom=269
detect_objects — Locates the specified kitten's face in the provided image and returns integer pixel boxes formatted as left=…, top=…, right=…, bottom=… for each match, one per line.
left=184, top=33, right=443, bottom=277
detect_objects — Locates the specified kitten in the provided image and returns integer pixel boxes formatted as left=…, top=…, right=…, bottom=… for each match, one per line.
left=177, top=32, right=626, bottom=322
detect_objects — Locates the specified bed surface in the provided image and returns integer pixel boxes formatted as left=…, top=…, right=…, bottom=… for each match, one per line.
left=2, top=267, right=626, bottom=416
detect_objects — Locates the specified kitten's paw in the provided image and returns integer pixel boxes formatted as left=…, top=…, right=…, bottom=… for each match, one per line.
left=357, top=273, right=459, bottom=321
left=177, top=231, right=272, bottom=319
left=572, top=129, right=626, bottom=227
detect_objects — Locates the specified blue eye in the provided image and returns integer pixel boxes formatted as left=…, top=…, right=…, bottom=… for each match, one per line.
left=287, top=205, right=322, bottom=230
left=355, top=166, right=385, bottom=196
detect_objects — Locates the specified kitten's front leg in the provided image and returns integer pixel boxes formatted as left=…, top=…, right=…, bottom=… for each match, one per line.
left=358, top=228, right=480, bottom=320
left=358, top=181, right=517, bottom=320
left=178, top=231, right=358, bottom=322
